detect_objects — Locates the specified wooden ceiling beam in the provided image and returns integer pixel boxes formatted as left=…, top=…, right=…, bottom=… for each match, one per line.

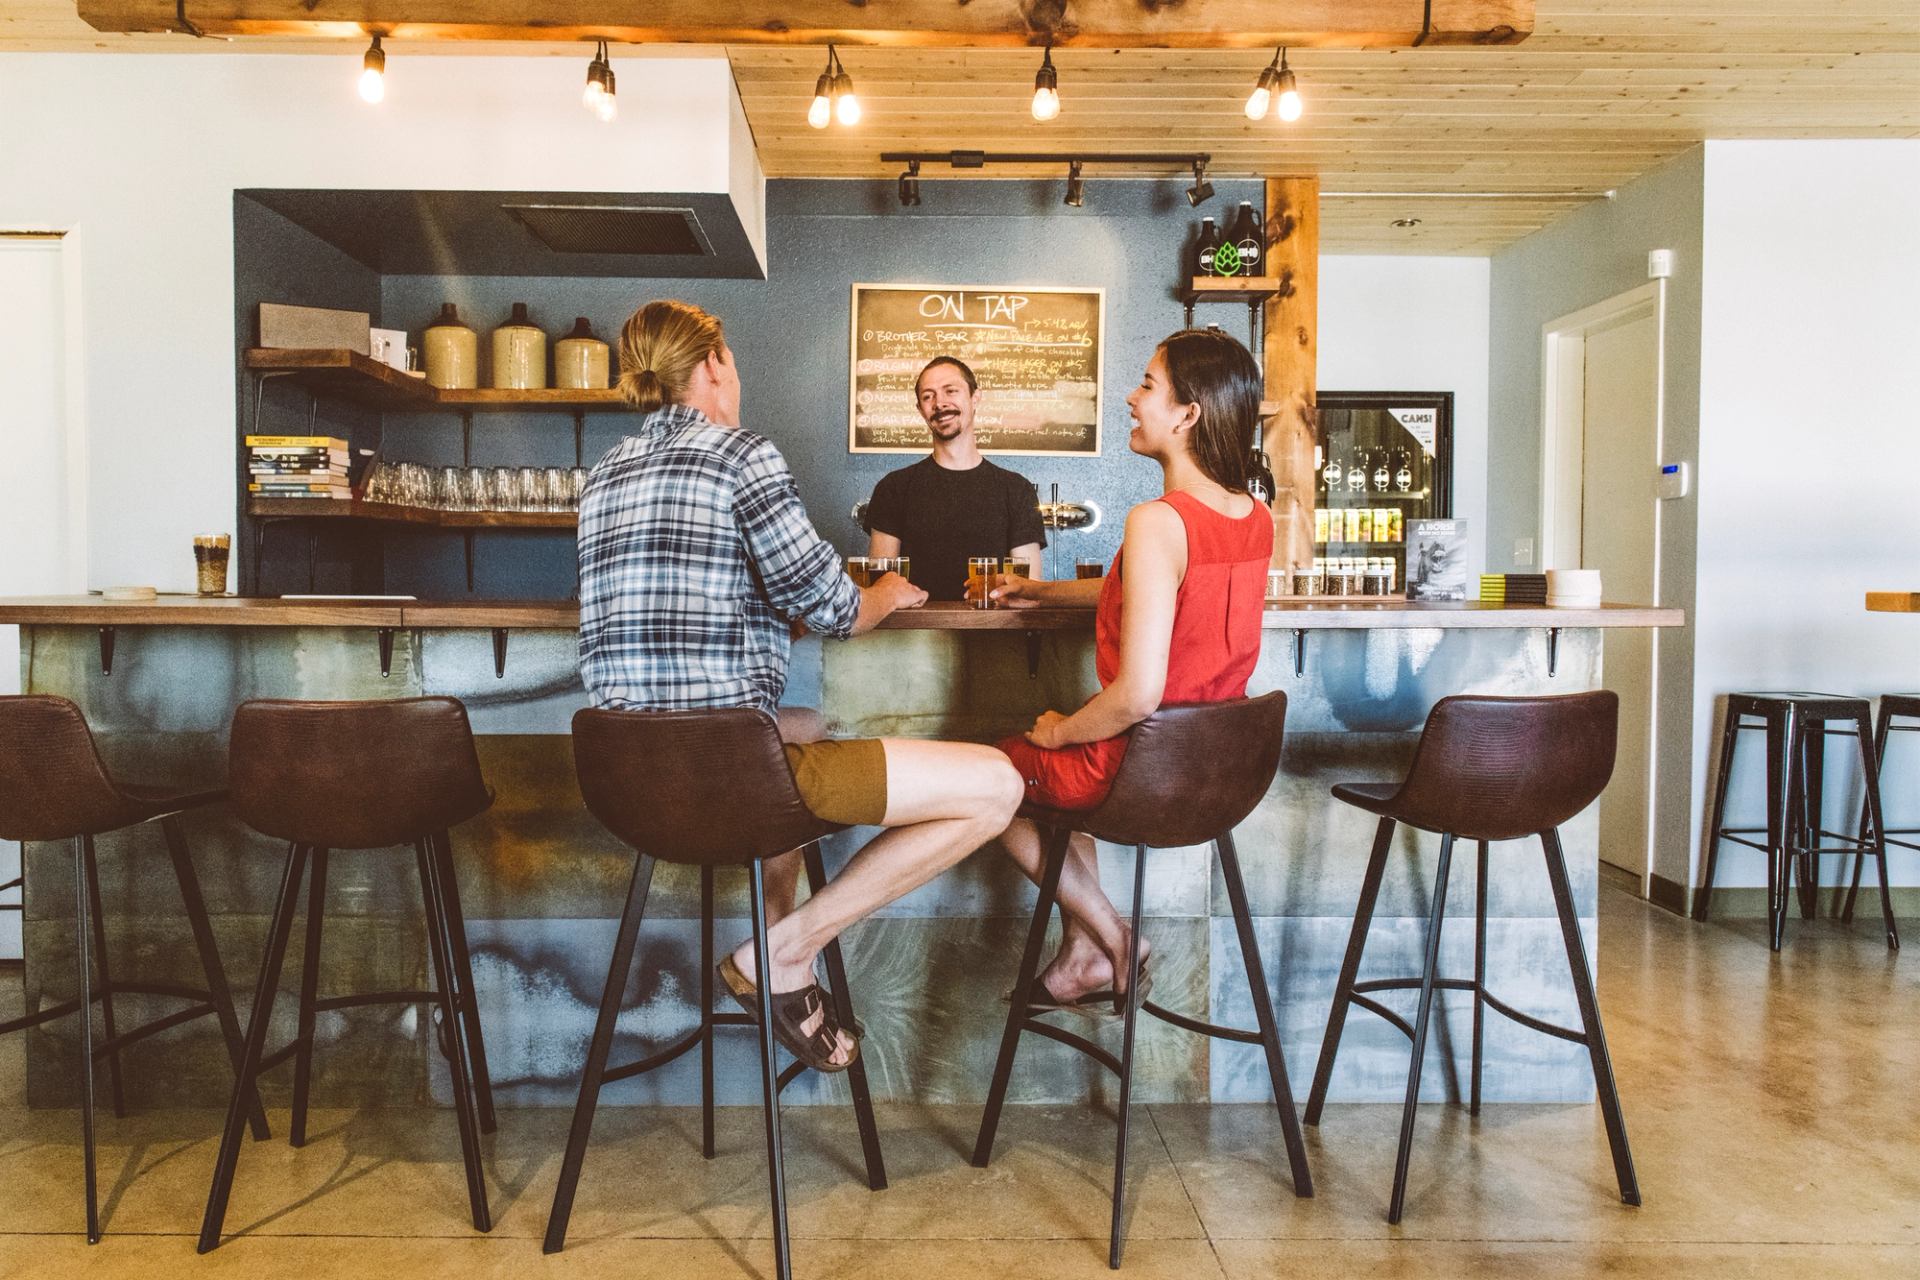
left=79, top=1, right=1533, bottom=49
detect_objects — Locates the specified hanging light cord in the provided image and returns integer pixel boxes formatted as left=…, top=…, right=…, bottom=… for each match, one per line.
left=173, top=0, right=205, bottom=38
left=1413, top=0, right=1433, bottom=47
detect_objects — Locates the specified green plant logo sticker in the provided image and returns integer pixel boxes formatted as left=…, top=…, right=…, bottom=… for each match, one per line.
left=1211, top=242, right=1243, bottom=277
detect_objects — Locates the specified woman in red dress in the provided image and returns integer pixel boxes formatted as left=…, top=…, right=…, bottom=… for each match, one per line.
left=993, top=329, right=1274, bottom=1009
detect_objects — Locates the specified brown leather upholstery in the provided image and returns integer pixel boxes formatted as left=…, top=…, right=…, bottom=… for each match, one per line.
left=0, top=694, right=225, bottom=841
left=1024, top=692, right=1288, bottom=848
left=572, top=707, right=844, bottom=866
left=1332, top=691, right=1618, bottom=841
left=228, top=698, right=491, bottom=849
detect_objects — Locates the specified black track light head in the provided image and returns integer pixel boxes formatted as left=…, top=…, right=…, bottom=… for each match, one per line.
left=898, top=160, right=922, bottom=208
left=1186, top=160, right=1214, bottom=207
left=1064, top=160, right=1085, bottom=208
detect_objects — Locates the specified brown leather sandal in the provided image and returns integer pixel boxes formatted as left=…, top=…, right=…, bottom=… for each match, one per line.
left=1005, top=957, right=1153, bottom=1019
left=717, top=954, right=859, bottom=1074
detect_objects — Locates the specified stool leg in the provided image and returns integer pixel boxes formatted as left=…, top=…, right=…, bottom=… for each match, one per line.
left=1765, top=713, right=1790, bottom=951
left=802, top=842, right=887, bottom=1192
left=972, top=822, right=1071, bottom=1168
left=748, top=859, right=793, bottom=1280
left=699, top=864, right=716, bottom=1160
left=199, top=843, right=310, bottom=1253
left=1850, top=716, right=1900, bottom=951
left=79, top=835, right=126, bottom=1121
left=289, top=848, right=328, bottom=1149
left=1471, top=839, right=1489, bottom=1118
left=1541, top=827, right=1640, bottom=1206
left=1217, top=830, right=1312, bottom=1196
left=1797, top=722, right=1823, bottom=921
left=73, top=837, right=101, bottom=1244
left=417, top=838, right=491, bottom=1233
left=1694, top=711, right=1742, bottom=922
left=161, top=817, right=269, bottom=1141
left=1109, top=842, right=1149, bottom=1269
left=1387, top=831, right=1455, bottom=1226
left=543, top=854, right=654, bottom=1254
left=430, top=831, right=496, bottom=1134
left=1844, top=703, right=1892, bottom=924
left=1306, top=816, right=1395, bottom=1125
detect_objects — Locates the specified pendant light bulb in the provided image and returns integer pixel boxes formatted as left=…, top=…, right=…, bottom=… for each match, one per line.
left=595, top=65, right=618, bottom=123
left=833, top=73, right=861, bottom=125
left=1031, top=45, right=1060, bottom=121
left=584, top=42, right=609, bottom=112
left=1275, top=49, right=1303, bottom=122
left=358, top=34, right=386, bottom=104
left=1246, top=56, right=1281, bottom=120
left=807, top=72, right=833, bottom=129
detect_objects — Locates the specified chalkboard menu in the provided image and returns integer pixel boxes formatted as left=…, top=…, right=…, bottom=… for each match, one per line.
left=849, top=283, right=1104, bottom=456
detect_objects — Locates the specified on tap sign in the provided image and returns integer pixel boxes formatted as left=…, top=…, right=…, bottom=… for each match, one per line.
left=849, top=283, right=1104, bottom=456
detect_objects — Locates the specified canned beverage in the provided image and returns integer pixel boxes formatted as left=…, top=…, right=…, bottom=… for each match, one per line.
left=1356, top=509, right=1373, bottom=543
left=1314, top=507, right=1330, bottom=544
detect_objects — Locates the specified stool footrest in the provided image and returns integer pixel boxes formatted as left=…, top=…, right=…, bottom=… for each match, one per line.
left=1349, top=977, right=1589, bottom=1048
left=603, top=1028, right=705, bottom=1085
left=93, top=1001, right=219, bottom=1057
left=776, top=1058, right=807, bottom=1094
left=1140, top=1000, right=1263, bottom=1046
left=314, top=990, right=443, bottom=1014
left=0, top=982, right=220, bottom=1037
left=1022, top=1015, right=1124, bottom=1076
left=1715, top=833, right=1772, bottom=853
left=1479, top=991, right=1587, bottom=1046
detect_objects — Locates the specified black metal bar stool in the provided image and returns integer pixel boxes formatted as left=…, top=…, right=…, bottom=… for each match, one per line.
left=972, top=692, right=1312, bottom=1270
left=1842, top=694, right=1916, bottom=947
left=1304, top=691, right=1639, bottom=1225
left=0, top=694, right=266, bottom=1242
left=1695, top=692, right=1893, bottom=951
left=198, top=697, right=497, bottom=1252
left=543, top=707, right=886, bottom=1280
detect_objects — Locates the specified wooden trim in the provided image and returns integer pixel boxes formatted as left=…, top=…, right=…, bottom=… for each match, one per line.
left=402, top=601, right=582, bottom=628
left=1263, top=176, right=1319, bottom=573
left=1865, top=591, right=1920, bottom=613
left=434, top=387, right=624, bottom=411
left=1260, top=600, right=1685, bottom=629
left=1181, top=277, right=1285, bottom=305
left=0, top=596, right=406, bottom=626
left=247, top=498, right=577, bottom=529
left=874, top=602, right=1095, bottom=631
left=244, top=350, right=618, bottom=413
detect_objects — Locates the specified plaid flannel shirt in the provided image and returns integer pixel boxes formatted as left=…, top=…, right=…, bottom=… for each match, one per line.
left=577, top=404, right=861, bottom=716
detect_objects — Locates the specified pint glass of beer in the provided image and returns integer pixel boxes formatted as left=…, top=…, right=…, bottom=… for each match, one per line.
left=1075, top=558, right=1106, bottom=579
left=846, top=556, right=872, bottom=587
left=967, top=556, right=1000, bottom=609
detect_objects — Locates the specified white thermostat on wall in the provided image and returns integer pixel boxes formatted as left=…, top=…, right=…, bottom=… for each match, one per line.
left=1656, top=462, right=1690, bottom=500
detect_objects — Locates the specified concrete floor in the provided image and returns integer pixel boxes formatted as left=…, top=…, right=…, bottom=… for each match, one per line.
left=0, top=887, right=1915, bottom=1278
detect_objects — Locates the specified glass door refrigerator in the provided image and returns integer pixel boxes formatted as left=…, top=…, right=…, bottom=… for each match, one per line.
left=1313, top=391, right=1453, bottom=594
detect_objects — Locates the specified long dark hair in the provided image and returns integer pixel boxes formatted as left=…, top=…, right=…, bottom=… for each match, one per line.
left=1157, top=328, right=1261, bottom=492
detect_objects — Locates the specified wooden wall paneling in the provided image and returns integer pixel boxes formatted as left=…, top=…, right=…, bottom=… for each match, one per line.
left=1262, top=177, right=1318, bottom=571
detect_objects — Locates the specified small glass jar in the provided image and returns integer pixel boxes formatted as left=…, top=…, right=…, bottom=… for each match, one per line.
left=1292, top=568, right=1322, bottom=597
left=1265, top=568, right=1291, bottom=602
left=1325, top=569, right=1353, bottom=597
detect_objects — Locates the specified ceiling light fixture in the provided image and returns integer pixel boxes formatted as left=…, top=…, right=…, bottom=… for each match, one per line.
left=358, top=33, right=386, bottom=104
left=583, top=41, right=617, bottom=123
left=1186, top=159, right=1215, bottom=207
left=1275, top=48, right=1303, bottom=122
left=898, top=160, right=922, bottom=208
left=1391, top=217, right=1423, bottom=228
left=1031, top=43, right=1061, bottom=122
left=1064, top=160, right=1085, bottom=207
left=1247, top=47, right=1302, bottom=122
left=809, top=45, right=861, bottom=128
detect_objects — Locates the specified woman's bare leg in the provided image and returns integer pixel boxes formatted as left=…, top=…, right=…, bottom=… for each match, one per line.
left=998, top=819, right=1149, bottom=1001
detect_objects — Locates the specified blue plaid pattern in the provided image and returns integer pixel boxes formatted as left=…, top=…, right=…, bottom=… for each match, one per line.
left=578, top=404, right=860, bottom=716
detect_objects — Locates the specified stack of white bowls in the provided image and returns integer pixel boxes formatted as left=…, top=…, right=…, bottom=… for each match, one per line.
left=1546, top=568, right=1602, bottom=608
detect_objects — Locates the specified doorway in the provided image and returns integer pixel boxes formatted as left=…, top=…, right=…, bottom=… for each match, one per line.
left=0, top=232, right=86, bottom=960
left=1541, top=283, right=1664, bottom=889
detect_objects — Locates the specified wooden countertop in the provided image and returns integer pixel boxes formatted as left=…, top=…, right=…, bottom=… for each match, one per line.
left=0, top=596, right=1684, bottom=631
left=1866, top=592, right=1920, bottom=613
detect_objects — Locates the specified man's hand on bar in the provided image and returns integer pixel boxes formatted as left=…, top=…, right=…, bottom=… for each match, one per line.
left=850, top=571, right=927, bottom=635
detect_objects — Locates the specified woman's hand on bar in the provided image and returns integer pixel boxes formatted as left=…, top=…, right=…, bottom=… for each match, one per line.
left=1025, top=709, right=1069, bottom=749
left=989, top=573, right=1045, bottom=608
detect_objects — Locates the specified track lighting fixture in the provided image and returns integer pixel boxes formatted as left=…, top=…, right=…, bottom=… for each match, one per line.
left=808, top=45, right=861, bottom=128
left=583, top=41, right=616, bottom=123
left=1247, top=47, right=1303, bottom=122
left=1063, top=160, right=1085, bottom=207
left=1031, top=43, right=1060, bottom=122
left=1185, top=159, right=1214, bottom=207
left=358, top=33, right=386, bottom=104
left=898, top=160, right=922, bottom=208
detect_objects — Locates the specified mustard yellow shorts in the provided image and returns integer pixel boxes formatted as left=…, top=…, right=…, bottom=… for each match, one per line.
left=782, top=738, right=888, bottom=826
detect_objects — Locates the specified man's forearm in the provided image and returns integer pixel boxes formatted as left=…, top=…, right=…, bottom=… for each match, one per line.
left=849, top=584, right=897, bottom=636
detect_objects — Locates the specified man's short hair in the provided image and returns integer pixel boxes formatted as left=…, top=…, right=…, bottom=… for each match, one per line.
left=915, top=356, right=978, bottom=396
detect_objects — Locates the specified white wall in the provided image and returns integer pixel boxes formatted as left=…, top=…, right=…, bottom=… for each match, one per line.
left=1321, top=255, right=1490, bottom=572
left=1690, top=139, right=1920, bottom=890
left=0, top=52, right=763, bottom=593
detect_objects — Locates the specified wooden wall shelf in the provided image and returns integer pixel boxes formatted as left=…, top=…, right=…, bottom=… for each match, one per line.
left=1180, top=276, right=1283, bottom=305
left=247, top=498, right=576, bottom=529
left=244, top=350, right=623, bottom=412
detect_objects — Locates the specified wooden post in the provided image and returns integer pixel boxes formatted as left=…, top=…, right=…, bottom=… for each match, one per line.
left=1262, top=177, right=1318, bottom=570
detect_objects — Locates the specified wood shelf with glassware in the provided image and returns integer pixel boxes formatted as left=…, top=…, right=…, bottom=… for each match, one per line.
left=243, top=349, right=624, bottom=412
left=246, top=497, right=576, bottom=529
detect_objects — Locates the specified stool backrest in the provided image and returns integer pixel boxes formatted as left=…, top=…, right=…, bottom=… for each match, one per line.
left=571, top=706, right=840, bottom=866
left=1394, top=691, right=1618, bottom=841
left=1082, top=691, right=1288, bottom=848
left=0, top=694, right=127, bottom=841
left=228, top=697, right=491, bottom=849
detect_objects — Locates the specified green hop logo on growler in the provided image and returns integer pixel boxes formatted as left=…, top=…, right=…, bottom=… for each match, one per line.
left=1211, top=241, right=1243, bottom=277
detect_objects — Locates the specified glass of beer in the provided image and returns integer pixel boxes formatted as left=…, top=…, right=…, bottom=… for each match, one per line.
left=893, top=555, right=911, bottom=583
left=193, top=534, right=231, bottom=596
left=846, top=556, right=872, bottom=587
left=1075, top=557, right=1106, bottom=579
left=967, top=556, right=1000, bottom=609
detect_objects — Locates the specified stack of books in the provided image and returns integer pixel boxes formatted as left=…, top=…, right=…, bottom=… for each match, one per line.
left=1478, top=573, right=1549, bottom=604
left=247, top=435, right=350, bottom=500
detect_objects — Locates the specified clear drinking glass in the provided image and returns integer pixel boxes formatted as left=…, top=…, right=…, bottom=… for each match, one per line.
left=516, top=467, right=542, bottom=513
left=569, top=467, right=590, bottom=508
left=434, top=466, right=463, bottom=511
left=968, top=556, right=1000, bottom=609
left=462, top=466, right=488, bottom=512
left=542, top=468, right=569, bottom=513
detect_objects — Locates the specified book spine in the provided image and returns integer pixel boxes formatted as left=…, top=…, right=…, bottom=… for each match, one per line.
left=244, top=435, right=349, bottom=448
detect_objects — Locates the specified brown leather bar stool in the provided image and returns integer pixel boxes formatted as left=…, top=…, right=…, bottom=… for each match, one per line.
left=1304, top=691, right=1640, bottom=1224
left=972, top=692, right=1313, bottom=1270
left=1696, top=693, right=1892, bottom=951
left=543, top=707, right=886, bottom=1280
left=0, top=694, right=265, bottom=1242
left=197, top=697, right=497, bottom=1252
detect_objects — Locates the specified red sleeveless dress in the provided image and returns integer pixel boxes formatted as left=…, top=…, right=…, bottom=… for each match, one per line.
left=998, top=490, right=1274, bottom=811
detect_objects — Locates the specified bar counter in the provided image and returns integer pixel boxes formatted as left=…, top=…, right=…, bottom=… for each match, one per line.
left=1, top=594, right=1681, bottom=1114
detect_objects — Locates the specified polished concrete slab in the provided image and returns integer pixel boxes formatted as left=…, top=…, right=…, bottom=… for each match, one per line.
left=0, top=886, right=1914, bottom=1278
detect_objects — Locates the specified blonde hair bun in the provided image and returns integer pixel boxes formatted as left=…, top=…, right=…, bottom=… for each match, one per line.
left=616, top=300, right=725, bottom=413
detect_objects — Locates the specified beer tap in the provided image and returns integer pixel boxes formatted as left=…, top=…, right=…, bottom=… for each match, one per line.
left=1037, top=482, right=1101, bottom=532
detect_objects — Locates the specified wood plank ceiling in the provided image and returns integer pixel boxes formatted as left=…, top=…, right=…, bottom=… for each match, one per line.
left=7, top=1, right=1919, bottom=254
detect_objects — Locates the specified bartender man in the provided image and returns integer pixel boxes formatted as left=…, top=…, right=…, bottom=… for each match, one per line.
left=864, top=356, right=1046, bottom=600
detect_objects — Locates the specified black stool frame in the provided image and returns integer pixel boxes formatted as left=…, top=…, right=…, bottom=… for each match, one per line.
left=1697, top=695, right=1896, bottom=951
left=0, top=818, right=267, bottom=1242
left=198, top=831, right=495, bottom=1252
left=1305, top=819, right=1640, bottom=1224
left=973, top=822, right=1313, bottom=1270
left=543, top=842, right=886, bottom=1280
left=1844, top=695, right=1917, bottom=947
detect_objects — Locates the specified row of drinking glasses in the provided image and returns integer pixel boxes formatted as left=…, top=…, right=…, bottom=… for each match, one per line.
left=364, top=462, right=590, bottom=513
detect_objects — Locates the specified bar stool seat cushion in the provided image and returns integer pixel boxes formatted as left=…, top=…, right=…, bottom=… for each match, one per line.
left=0, top=695, right=228, bottom=840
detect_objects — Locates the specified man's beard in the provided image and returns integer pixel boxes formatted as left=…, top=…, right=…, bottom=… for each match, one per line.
left=927, top=410, right=964, bottom=441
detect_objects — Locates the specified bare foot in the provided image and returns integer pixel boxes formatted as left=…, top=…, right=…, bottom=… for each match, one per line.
left=1036, top=926, right=1152, bottom=1004
left=729, top=940, right=856, bottom=1067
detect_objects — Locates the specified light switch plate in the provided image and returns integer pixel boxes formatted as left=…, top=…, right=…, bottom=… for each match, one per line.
left=1656, top=462, right=1690, bottom=499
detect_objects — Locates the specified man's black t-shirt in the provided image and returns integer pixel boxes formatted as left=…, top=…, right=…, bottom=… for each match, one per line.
left=865, top=457, right=1047, bottom=601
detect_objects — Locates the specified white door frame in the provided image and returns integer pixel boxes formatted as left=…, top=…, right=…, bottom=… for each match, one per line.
left=1539, top=279, right=1667, bottom=895
left=0, top=230, right=89, bottom=593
